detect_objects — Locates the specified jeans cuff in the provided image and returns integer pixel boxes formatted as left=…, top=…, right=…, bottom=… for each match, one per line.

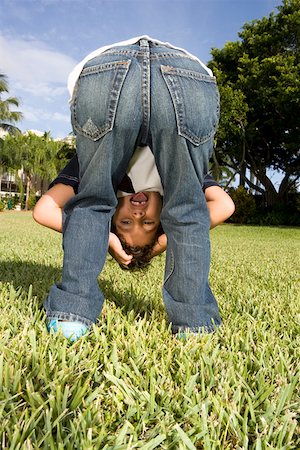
left=172, top=323, right=220, bottom=335
left=45, top=310, right=94, bottom=328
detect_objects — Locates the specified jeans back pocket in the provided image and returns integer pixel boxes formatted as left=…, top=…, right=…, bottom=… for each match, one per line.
left=71, top=60, right=131, bottom=141
left=161, top=65, right=220, bottom=146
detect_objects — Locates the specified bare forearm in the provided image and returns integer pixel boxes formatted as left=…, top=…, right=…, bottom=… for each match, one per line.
left=32, top=184, right=75, bottom=233
left=207, top=198, right=235, bottom=229
left=33, top=196, right=63, bottom=232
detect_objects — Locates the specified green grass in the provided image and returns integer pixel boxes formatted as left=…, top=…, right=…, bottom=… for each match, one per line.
left=0, top=211, right=299, bottom=449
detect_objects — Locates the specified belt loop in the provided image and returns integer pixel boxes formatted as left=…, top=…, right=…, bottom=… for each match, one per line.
left=139, top=38, right=149, bottom=50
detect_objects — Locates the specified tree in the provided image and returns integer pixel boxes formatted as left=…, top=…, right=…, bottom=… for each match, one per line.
left=1, top=132, right=69, bottom=210
left=211, top=78, right=249, bottom=188
left=209, top=0, right=300, bottom=207
left=0, top=74, right=23, bottom=194
left=0, top=74, right=23, bottom=136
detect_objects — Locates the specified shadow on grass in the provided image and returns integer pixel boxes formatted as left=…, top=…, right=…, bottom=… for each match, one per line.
left=0, top=259, right=62, bottom=299
left=100, top=278, right=163, bottom=318
left=0, top=260, right=162, bottom=319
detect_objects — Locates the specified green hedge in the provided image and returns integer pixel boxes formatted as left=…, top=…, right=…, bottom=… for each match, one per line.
left=227, top=187, right=300, bottom=226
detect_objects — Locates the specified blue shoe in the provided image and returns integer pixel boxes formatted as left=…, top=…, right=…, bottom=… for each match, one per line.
left=47, top=319, right=88, bottom=342
left=176, top=327, right=215, bottom=340
left=175, top=331, right=200, bottom=340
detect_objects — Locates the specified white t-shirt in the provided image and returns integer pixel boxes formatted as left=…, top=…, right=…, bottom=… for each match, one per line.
left=117, top=146, right=163, bottom=198
left=50, top=145, right=163, bottom=197
left=68, top=35, right=213, bottom=99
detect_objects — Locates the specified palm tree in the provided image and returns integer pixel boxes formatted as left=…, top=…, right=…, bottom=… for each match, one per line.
left=0, top=74, right=23, bottom=136
left=0, top=74, right=23, bottom=197
left=2, top=131, right=66, bottom=209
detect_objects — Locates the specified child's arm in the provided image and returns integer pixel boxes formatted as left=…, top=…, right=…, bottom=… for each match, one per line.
left=205, top=185, right=235, bottom=229
left=33, top=184, right=74, bottom=232
left=33, top=184, right=133, bottom=265
left=151, top=186, right=235, bottom=257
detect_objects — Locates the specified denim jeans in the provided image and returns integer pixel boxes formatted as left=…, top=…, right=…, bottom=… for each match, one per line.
left=44, top=39, right=222, bottom=333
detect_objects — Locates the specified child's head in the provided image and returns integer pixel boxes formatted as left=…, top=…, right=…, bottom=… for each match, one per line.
left=112, top=191, right=163, bottom=269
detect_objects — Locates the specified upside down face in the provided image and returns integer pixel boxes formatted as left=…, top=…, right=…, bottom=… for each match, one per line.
left=112, top=191, right=163, bottom=247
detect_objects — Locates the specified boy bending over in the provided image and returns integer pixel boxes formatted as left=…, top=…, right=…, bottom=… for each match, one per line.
left=40, top=36, right=233, bottom=341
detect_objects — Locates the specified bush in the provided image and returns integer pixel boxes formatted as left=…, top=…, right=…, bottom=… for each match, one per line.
left=252, top=208, right=300, bottom=226
left=12, top=195, right=21, bottom=208
left=27, top=193, right=39, bottom=210
left=0, top=199, right=5, bottom=212
left=228, top=188, right=300, bottom=226
left=20, top=194, right=25, bottom=210
left=228, top=186, right=256, bottom=224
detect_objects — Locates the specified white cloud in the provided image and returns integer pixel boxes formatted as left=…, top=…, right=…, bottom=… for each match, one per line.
left=0, top=33, right=73, bottom=136
left=13, top=80, right=66, bottom=100
left=51, top=112, right=70, bottom=122
left=22, top=105, right=70, bottom=123
left=0, top=34, right=77, bottom=84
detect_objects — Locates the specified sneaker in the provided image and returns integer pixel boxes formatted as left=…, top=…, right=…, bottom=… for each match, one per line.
left=175, top=327, right=216, bottom=340
left=47, top=319, right=88, bottom=342
left=175, top=331, right=198, bottom=340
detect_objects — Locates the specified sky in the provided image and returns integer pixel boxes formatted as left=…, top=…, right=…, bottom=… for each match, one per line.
left=1, top=0, right=281, bottom=139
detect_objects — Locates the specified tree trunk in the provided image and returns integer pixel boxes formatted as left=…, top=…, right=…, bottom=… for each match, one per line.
left=255, top=171, right=283, bottom=208
left=40, top=178, right=45, bottom=195
left=265, top=186, right=281, bottom=208
left=249, top=171, right=255, bottom=194
left=211, top=150, right=221, bottom=182
left=239, top=127, right=247, bottom=187
left=277, top=173, right=299, bottom=206
left=246, top=152, right=285, bottom=208
left=25, top=177, right=31, bottom=211
left=239, top=165, right=246, bottom=187
left=244, top=169, right=282, bottom=208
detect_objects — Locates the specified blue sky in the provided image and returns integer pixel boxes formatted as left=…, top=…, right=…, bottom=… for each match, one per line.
left=1, top=0, right=280, bottom=139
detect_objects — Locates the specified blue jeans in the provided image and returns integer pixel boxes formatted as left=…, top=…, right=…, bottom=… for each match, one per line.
left=44, top=39, right=221, bottom=333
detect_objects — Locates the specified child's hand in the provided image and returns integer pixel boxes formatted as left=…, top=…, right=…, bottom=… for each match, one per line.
left=151, top=233, right=167, bottom=257
left=109, top=232, right=133, bottom=266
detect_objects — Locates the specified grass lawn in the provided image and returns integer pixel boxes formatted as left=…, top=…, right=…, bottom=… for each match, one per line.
left=0, top=211, right=299, bottom=449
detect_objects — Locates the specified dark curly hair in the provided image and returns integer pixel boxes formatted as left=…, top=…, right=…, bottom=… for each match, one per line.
left=111, top=223, right=164, bottom=270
